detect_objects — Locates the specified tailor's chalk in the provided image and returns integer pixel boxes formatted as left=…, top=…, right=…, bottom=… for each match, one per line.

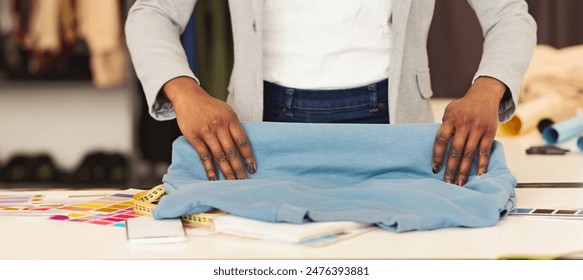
left=525, top=145, right=570, bottom=155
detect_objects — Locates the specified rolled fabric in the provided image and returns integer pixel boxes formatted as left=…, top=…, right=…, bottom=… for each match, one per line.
left=542, top=117, right=583, bottom=145
left=499, top=95, right=576, bottom=136
left=536, top=118, right=554, bottom=134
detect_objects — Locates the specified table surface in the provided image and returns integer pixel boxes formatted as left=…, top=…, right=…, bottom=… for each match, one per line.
left=0, top=187, right=582, bottom=260
left=1, top=98, right=582, bottom=260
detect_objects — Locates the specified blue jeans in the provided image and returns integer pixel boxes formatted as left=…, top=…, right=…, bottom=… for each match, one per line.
left=263, top=79, right=390, bottom=124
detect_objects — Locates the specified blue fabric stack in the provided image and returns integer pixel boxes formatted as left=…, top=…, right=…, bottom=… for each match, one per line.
left=154, top=122, right=516, bottom=232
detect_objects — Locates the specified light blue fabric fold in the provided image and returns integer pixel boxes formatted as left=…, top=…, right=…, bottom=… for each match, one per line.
left=154, top=122, right=517, bottom=232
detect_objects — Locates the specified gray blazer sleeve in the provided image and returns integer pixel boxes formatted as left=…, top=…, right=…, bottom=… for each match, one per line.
left=125, top=0, right=199, bottom=121
left=468, top=0, right=537, bottom=122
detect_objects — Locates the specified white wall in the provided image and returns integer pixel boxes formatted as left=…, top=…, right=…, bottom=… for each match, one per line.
left=0, top=82, right=135, bottom=172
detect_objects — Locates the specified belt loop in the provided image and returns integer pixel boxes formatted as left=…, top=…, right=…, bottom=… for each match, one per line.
left=368, top=83, right=379, bottom=112
left=284, top=88, right=294, bottom=116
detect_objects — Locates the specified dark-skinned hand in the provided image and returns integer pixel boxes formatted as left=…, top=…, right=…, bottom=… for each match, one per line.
left=432, top=76, right=507, bottom=186
left=163, top=76, right=257, bottom=181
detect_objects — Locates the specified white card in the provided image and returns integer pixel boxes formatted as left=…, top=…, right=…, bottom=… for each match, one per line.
left=126, top=216, right=187, bottom=244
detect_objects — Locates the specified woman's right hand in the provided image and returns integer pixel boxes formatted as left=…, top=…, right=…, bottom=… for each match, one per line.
left=163, top=77, right=257, bottom=180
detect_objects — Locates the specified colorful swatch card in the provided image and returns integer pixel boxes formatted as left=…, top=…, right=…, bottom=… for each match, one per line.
left=0, top=194, right=66, bottom=215
left=0, top=194, right=44, bottom=205
left=50, top=189, right=141, bottom=228
left=0, top=205, right=59, bottom=214
left=510, top=208, right=583, bottom=220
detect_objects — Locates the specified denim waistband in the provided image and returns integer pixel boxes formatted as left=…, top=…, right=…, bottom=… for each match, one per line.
left=263, top=79, right=388, bottom=111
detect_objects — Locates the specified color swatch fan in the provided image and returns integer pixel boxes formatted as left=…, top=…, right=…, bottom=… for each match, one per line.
left=50, top=189, right=141, bottom=227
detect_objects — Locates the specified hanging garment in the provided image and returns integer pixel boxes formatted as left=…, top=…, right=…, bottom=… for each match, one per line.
left=0, top=0, right=16, bottom=35
left=154, top=122, right=517, bottom=232
left=23, top=0, right=59, bottom=54
left=194, top=0, right=233, bottom=101
left=21, top=0, right=62, bottom=73
left=76, top=0, right=127, bottom=87
left=15, top=0, right=79, bottom=76
left=0, top=0, right=16, bottom=75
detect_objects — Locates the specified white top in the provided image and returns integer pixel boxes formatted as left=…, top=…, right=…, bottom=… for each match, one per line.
left=263, top=0, right=393, bottom=89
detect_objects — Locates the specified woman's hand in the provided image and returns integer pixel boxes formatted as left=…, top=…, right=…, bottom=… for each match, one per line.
left=432, top=76, right=507, bottom=186
left=163, top=77, right=257, bottom=180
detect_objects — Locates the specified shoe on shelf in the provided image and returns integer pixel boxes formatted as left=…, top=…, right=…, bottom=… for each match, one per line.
left=73, top=152, right=128, bottom=185
left=1, top=155, right=33, bottom=182
left=31, top=154, right=61, bottom=183
left=0, top=154, right=60, bottom=183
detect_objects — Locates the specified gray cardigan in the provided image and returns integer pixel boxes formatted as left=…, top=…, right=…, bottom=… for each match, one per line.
left=125, top=0, right=536, bottom=123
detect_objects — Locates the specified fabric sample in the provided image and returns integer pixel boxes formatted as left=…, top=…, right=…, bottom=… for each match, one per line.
left=154, top=122, right=517, bottom=232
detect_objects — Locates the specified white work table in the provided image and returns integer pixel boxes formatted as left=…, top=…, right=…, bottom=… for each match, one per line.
left=1, top=99, right=582, bottom=260
left=0, top=187, right=582, bottom=260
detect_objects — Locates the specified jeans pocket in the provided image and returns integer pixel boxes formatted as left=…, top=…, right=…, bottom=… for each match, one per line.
left=263, top=104, right=294, bottom=122
left=276, top=108, right=292, bottom=122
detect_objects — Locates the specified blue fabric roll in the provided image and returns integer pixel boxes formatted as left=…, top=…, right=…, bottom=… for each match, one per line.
left=542, top=117, right=583, bottom=145
left=154, top=122, right=517, bottom=232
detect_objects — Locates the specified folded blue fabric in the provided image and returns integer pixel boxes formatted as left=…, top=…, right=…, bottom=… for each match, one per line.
left=154, top=122, right=516, bottom=232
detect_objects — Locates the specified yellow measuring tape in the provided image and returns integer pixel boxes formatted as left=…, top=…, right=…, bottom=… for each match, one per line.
left=132, top=184, right=226, bottom=227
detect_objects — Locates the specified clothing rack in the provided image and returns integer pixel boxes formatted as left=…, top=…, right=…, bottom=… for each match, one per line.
left=0, top=0, right=140, bottom=189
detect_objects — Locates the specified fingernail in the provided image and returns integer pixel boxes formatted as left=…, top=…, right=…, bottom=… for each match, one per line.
left=456, top=179, right=464, bottom=187
left=445, top=179, right=452, bottom=184
left=247, top=163, right=257, bottom=174
left=432, top=163, right=440, bottom=174
left=209, top=176, right=217, bottom=181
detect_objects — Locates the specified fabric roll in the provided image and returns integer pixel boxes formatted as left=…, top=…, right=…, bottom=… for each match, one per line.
left=520, top=45, right=583, bottom=107
left=499, top=94, right=576, bottom=136
left=503, top=44, right=583, bottom=136
left=154, top=122, right=517, bottom=233
left=542, top=117, right=583, bottom=145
